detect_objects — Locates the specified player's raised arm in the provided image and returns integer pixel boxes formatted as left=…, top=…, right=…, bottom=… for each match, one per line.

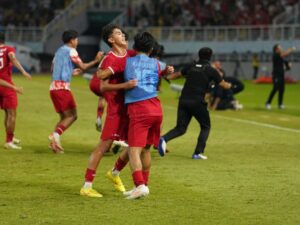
left=72, top=51, right=104, bottom=71
left=8, top=52, right=32, bottom=80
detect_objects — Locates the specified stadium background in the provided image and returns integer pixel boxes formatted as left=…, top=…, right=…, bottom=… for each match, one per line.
left=1, top=0, right=300, bottom=79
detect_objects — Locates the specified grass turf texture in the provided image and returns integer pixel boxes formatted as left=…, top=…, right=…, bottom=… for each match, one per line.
left=0, top=75, right=299, bottom=225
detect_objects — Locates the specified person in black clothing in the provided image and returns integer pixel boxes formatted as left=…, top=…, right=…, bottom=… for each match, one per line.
left=158, top=48, right=231, bottom=159
left=265, top=44, right=296, bottom=109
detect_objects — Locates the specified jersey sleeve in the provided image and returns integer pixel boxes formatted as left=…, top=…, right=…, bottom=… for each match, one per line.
left=70, top=48, right=82, bottom=65
left=127, top=49, right=137, bottom=57
left=157, top=60, right=166, bottom=77
left=7, top=46, right=16, bottom=55
left=99, top=55, right=115, bottom=74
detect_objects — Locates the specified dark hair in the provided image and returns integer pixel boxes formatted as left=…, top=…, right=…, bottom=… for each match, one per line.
left=273, top=44, right=279, bottom=53
left=198, top=47, right=213, bottom=61
left=62, top=30, right=78, bottom=43
left=133, top=32, right=155, bottom=54
left=150, top=42, right=165, bottom=58
left=0, top=32, right=5, bottom=43
left=102, top=24, right=121, bottom=47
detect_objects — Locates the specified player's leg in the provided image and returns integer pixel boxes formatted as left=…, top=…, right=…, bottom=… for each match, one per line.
left=160, top=101, right=192, bottom=155
left=191, top=103, right=211, bottom=160
left=278, top=79, right=285, bottom=109
left=80, top=139, right=113, bottom=198
left=266, top=79, right=279, bottom=108
left=106, top=147, right=128, bottom=192
left=95, top=97, right=105, bottom=132
left=4, top=108, right=21, bottom=149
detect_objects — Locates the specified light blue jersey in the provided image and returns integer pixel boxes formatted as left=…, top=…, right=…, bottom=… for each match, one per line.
left=124, top=54, right=161, bottom=104
left=50, top=45, right=82, bottom=90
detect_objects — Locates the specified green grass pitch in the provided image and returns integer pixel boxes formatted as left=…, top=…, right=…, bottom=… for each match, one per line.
left=0, top=75, right=299, bottom=225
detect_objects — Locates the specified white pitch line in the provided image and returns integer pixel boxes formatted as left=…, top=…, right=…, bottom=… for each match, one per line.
left=214, top=115, right=300, bottom=134
left=163, top=105, right=300, bottom=134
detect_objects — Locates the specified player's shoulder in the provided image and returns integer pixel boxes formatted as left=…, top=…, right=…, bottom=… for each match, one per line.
left=0, top=45, right=15, bottom=52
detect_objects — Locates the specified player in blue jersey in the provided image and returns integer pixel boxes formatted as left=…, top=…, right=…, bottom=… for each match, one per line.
left=122, top=32, right=173, bottom=199
left=49, top=30, right=103, bottom=153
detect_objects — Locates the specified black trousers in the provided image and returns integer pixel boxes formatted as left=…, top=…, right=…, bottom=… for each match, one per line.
left=163, top=98, right=210, bottom=155
left=266, top=77, right=285, bottom=106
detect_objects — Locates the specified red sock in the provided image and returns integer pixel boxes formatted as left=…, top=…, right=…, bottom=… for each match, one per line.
left=55, top=124, right=66, bottom=135
left=132, top=170, right=145, bottom=187
left=142, top=170, right=150, bottom=186
left=97, top=106, right=104, bottom=118
left=113, top=157, right=128, bottom=172
left=6, top=131, right=13, bottom=143
left=85, top=168, right=96, bottom=182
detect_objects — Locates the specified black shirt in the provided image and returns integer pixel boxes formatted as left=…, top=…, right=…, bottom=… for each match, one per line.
left=272, top=52, right=284, bottom=77
left=180, top=60, right=222, bottom=100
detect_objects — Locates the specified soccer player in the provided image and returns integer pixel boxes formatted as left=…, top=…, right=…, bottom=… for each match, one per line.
left=265, top=44, right=296, bottom=109
left=0, top=31, right=31, bottom=150
left=89, top=29, right=130, bottom=134
left=122, top=32, right=166, bottom=199
left=80, top=24, right=137, bottom=198
left=49, top=30, right=103, bottom=153
left=158, top=48, right=232, bottom=159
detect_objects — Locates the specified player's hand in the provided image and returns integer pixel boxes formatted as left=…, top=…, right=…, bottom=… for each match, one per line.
left=72, top=68, right=82, bottom=76
left=166, top=65, right=174, bottom=74
left=95, top=51, right=105, bottom=62
left=124, top=79, right=137, bottom=89
left=14, top=86, right=23, bottom=94
left=227, top=82, right=232, bottom=89
left=23, top=71, right=32, bottom=80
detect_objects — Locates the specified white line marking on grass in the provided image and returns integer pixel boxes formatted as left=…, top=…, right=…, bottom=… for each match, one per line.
left=163, top=105, right=300, bottom=134
left=214, top=115, right=300, bottom=134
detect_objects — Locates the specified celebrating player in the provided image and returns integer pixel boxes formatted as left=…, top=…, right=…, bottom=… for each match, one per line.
left=80, top=24, right=137, bottom=198
left=0, top=31, right=31, bottom=150
left=49, top=30, right=103, bottom=153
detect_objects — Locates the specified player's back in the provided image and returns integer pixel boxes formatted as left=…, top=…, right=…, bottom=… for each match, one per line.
left=52, top=45, right=75, bottom=82
left=0, top=45, right=15, bottom=82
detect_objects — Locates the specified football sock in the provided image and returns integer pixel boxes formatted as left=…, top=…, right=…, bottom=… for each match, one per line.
left=55, top=124, right=66, bottom=135
left=6, top=131, right=13, bottom=143
left=132, top=170, right=145, bottom=187
left=85, top=168, right=96, bottom=183
left=142, top=170, right=150, bottom=186
left=97, top=106, right=104, bottom=118
left=83, top=182, right=93, bottom=189
left=112, top=157, right=127, bottom=176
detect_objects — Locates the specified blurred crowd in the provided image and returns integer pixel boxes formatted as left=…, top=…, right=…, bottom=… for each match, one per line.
left=127, top=0, right=299, bottom=28
left=0, top=0, right=72, bottom=27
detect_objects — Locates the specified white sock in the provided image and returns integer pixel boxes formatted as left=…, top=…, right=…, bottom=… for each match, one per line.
left=83, top=182, right=92, bottom=188
left=111, top=169, right=120, bottom=176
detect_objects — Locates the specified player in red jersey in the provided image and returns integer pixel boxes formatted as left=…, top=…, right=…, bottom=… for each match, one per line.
left=80, top=24, right=137, bottom=198
left=0, top=31, right=31, bottom=150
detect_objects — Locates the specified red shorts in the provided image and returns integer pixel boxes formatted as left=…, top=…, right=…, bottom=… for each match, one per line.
left=0, top=87, right=18, bottom=109
left=128, top=115, right=162, bottom=147
left=89, top=76, right=102, bottom=97
left=101, top=103, right=128, bottom=141
left=50, top=90, right=76, bottom=113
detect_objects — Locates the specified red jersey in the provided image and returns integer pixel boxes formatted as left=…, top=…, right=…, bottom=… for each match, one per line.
left=0, top=45, right=15, bottom=83
left=99, top=50, right=133, bottom=109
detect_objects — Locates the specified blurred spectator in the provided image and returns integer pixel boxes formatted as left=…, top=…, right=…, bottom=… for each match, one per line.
left=252, top=53, right=260, bottom=79
left=128, top=0, right=299, bottom=27
left=0, top=0, right=72, bottom=27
